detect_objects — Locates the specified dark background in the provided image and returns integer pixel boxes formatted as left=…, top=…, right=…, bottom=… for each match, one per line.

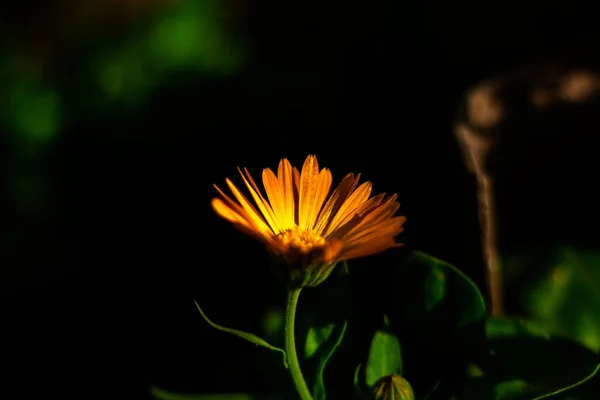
left=1, top=1, right=599, bottom=398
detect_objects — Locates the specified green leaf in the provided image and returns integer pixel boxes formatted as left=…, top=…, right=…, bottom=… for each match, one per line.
left=150, top=387, right=270, bottom=400
left=295, top=262, right=354, bottom=399
left=365, top=316, right=402, bottom=388
left=389, top=251, right=488, bottom=396
left=304, top=320, right=348, bottom=400
left=393, top=250, right=487, bottom=333
left=393, top=251, right=486, bottom=334
left=354, top=364, right=365, bottom=395
left=459, top=318, right=600, bottom=400
left=521, top=247, right=600, bottom=352
left=419, top=251, right=485, bottom=325
left=194, top=301, right=288, bottom=368
left=305, top=324, right=336, bottom=359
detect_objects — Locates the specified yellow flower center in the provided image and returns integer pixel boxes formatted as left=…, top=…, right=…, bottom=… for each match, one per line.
left=276, top=226, right=326, bottom=254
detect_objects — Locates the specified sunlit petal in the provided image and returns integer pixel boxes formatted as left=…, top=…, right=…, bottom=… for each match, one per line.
left=298, top=155, right=320, bottom=230
left=224, top=178, right=274, bottom=237
left=314, top=173, right=360, bottom=235
left=323, top=181, right=372, bottom=237
left=277, top=159, right=296, bottom=229
left=260, top=167, right=286, bottom=232
left=211, top=198, right=273, bottom=245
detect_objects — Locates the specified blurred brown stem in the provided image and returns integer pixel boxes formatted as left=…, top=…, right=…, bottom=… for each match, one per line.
left=477, top=173, right=503, bottom=316
left=455, top=124, right=504, bottom=316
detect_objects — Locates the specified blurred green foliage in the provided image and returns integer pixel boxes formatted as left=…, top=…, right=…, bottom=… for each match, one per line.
left=505, top=247, right=600, bottom=353
left=1, top=0, right=244, bottom=144
left=525, top=248, right=600, bottom=352
left=0, top=0, right=245, bottom=214
left=460, top=317, right=600, bottom=400
left=147, top=1, right=241, bottom=72
left=9, top=81, right=62, bottom=144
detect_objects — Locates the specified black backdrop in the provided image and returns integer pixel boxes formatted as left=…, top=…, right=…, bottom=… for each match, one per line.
left=2, top=0, right=599, bottom=398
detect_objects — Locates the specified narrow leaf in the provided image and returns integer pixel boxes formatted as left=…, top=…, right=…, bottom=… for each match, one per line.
left=311, top=320, right=348, bottom=400
left=353, top=364, right=365, bottom=395
left=423, top=381, right=441, bottom=400
left=150, top=386, right=259, bottom=400
left=532, top=363, right=600, bottom=400
left=194, top=301, right=288, bottom=368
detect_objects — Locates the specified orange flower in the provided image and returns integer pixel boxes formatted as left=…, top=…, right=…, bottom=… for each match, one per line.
left=211, top=155, right=405, bottom=287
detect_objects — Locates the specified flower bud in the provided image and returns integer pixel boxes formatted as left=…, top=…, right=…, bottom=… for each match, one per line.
left=371, top=374, right=414, bottom=400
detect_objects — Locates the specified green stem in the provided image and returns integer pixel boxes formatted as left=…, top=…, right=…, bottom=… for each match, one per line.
left=285, top=286, right=313, bottom=400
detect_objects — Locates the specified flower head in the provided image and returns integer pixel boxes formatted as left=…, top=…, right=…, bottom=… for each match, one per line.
left=211, top=155, right=405, bottom=287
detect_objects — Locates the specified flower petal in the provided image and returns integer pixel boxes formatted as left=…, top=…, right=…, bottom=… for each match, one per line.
left=223, top=178, right=274, bottom=237
left=322, top=239, right=344, bottom=262
left=306, top=168, right=332, bottom=230
left=211, top=198, right=272, bottom=244
left=277, top=159, right=296, bottom=230
left=262, top=167, right=285, bottom=227
left=343, top=196, right=401, bottom=238
left=323, top=181, right=372, bottom=237
left=343, top=215, right=406, bottom=251
left=238, top=167, right=282, bottom=233
left=313, top=173, right=360, bottom=234
left=339, top=235, right=402, bottom=260
left=298, top=155, right=321, bottom=231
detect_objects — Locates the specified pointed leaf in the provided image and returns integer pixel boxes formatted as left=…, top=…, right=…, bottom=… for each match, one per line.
left=365, top=316, right=402, bottom=388
left=400, top=251, right=486, bottom=328
left=297, top=262, right=354, bottom=399
left=195, top=301, right=288, bottom=368
left=354, top=364, right=365, bottom=395
left=390, top=251, right=487, bottom=396
left=303, top=320, right=348, bottom=400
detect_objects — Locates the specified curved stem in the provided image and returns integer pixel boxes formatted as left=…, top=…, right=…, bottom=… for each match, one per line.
left=284, top=286, right=313, bottom=400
